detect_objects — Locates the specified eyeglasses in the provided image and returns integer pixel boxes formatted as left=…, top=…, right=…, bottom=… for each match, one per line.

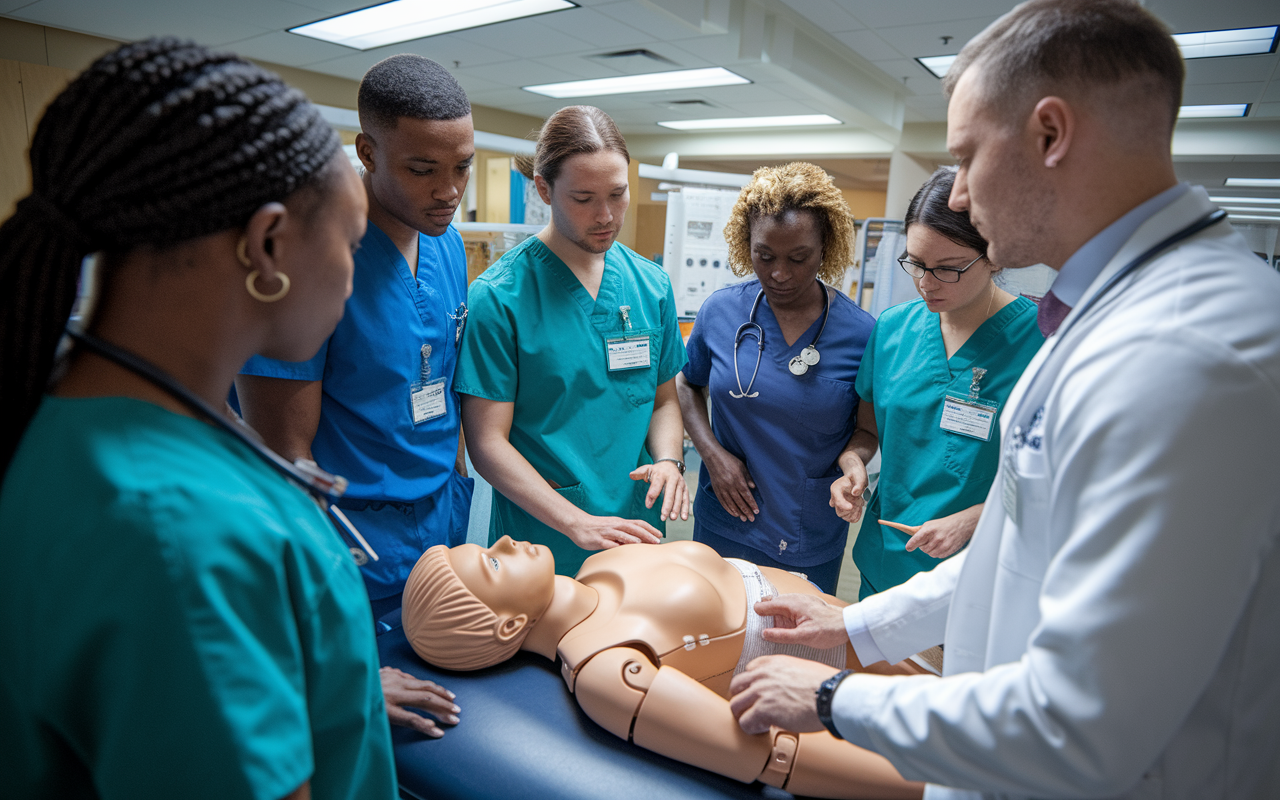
left=897, top=253, right=985, bottom=283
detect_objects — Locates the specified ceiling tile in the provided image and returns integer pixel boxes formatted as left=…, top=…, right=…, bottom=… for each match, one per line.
left=204, top=0, right=317, bottom=30
left=451, top=18, right=591, bottom=58
left=664, top=32, right=742, bottom=66
left=534, top=6, right=651, bottom=49
left=831, top=29, right=903, bottom=62
left=871, top=57, right=939, bottom=90
left=1146, top=0, right=1278, bottom=36
left=1181, top=81, right=1267, bottom=104
left=464, top=59, right=580, bottom=87
left=710, top=99, right=825, bottom=116
left=871, top=17, right=993, bottom=61
left=222, top=30, right=353, bottom=67
left=832, top=0, right=1011, bottom=29
left=593, top=1, right=705, bottom=40
left=1252, top=102, right=1280, bottom=118
left=1264, top=82, right=1280, bottom=103
left=1184, top=54, right=1279, bottom=85
left=780, top=0, right=864, bottom=33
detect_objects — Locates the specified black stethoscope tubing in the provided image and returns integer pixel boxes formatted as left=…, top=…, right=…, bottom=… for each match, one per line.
left=66, top=328, right=378, bottom=563
left=730, top=281, right=831, bottom=399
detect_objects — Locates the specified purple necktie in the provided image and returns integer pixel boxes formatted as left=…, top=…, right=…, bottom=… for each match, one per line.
left=1037, top=290, right=1072, bottom=337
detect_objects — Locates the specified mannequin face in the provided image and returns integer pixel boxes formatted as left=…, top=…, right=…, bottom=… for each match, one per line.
left=537, top=150, right=630, bottom=255
left=749, top=208, right=824, bottom=309
left=447, top=537, right=556, bottom=621
left=904, top=223, right=997, bottom=315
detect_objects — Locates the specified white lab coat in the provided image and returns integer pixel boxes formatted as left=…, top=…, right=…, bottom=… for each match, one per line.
left=832, top=187, right=1280, bottom=799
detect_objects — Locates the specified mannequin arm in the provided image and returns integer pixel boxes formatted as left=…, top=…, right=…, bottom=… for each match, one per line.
left=572, top=647, right=921, bottom=799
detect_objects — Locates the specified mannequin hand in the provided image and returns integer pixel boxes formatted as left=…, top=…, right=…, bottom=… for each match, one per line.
left=829, top=462, right=868, bottom=524
left=567, top=514, right=662, bottom=550
left=703, top=448, right=758, bottom=522
left=629, top=461, right=690, bottom=522
left=904, top=506, right=981, bottom=558
left=729, top=655, right=840, bottom=736
left=380, top=667, right=460, bottom=739
left=756, top=593, right=850, bottom=650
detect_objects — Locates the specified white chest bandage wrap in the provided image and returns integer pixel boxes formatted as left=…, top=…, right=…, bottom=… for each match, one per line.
left=726, top=558, right=846, bottom=677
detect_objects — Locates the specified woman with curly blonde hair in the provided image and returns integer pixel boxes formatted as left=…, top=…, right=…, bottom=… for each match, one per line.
left=675, top=162, right=875, bottom=593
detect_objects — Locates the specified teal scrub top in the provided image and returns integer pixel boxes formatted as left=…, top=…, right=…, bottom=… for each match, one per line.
left=0, top=397, right=396, bottom=800
left=852, top=296, right=1043, bottom=596
left=454, top=236, right=687, bottom=575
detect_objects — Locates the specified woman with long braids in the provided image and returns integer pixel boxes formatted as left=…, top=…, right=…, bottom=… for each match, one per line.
left=0, top=40, right=398, bottom=799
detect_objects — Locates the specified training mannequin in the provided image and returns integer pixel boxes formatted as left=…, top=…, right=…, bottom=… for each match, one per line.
left=402, top=537, right=925, bottom=799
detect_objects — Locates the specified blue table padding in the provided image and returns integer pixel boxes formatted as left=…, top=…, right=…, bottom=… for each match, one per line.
left=377, top=616, right=799, bottom=800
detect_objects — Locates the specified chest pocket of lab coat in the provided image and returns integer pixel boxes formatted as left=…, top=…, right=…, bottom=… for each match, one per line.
left=999, top=417, right=1052, bottom=580
left=600, top=327, right=660, bottom=408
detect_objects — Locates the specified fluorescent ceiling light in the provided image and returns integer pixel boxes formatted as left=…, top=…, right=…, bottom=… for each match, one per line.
left=1220, top=206, right=1280, bottom=214
left=657, top=114, right=841, bottom=130
left=1178, top=104, right=1249, bottom=118
left=524, top=67, right=749, bottom=98
left=1225, top=178, right=1280, bottom=188
left=1172, top=26, right=1278, bottom=59
left=1210, top=196, right=1280, bottom=205
left=916, top=55, right=957, bottom=79
left=290, top=0, right=575, bottom=50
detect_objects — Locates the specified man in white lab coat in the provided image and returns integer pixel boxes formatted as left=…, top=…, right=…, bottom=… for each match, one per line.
left=728, top=1, right=1280, bottom=798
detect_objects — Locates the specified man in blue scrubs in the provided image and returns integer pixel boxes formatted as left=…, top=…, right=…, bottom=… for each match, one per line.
left=237, top=55, right=475, bottom=638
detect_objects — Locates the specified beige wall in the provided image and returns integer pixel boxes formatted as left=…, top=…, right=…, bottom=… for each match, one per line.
left=0, top=16, right=545, bottom=224
left=842, top=188, right=887, bottom=220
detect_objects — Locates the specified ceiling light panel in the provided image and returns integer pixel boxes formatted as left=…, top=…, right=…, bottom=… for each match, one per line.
left=657, top=114, right=842, bottom=130
left=1225, top=178, right=1280, bottom=188
left=290, top=0, right=576, bottom=50
left=1210, top=196, right=1280, bottom=205
left=1172, top=26, right=1278, bottom=59
left=915, top=55, right=956, bottom=79
left=1178, top=104, right=1250, bottom=118
left=524, top=67, right=750, bottom=98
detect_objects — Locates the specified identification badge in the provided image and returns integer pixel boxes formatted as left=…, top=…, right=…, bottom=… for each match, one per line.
left=940, top=394, right=998, bottom=441
left=606, top=336, right=651, bottom=371
left=410, top=377, right=447, bottom=424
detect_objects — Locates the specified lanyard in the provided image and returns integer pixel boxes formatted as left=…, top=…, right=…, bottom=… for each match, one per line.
left=66, top=328, right=378, bottom=564
left=1008, top=208, right=1226, bottom=430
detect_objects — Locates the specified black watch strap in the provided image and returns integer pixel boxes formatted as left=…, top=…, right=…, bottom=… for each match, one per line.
left=815, top=669, right=854, bottom=740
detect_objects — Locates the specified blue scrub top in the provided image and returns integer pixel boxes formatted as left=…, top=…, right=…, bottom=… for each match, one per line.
left=242, top=222, right=468, bottom=505
left=683, top=280, right=875, bottom=567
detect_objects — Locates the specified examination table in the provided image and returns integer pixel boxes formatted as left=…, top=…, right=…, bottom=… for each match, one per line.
left=376, top=609, right=800, bottom=800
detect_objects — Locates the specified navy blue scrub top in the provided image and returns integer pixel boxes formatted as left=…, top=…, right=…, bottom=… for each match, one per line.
left=682, top=280, right=875, bottom=566
left=241, top=222, right=468, bottom=505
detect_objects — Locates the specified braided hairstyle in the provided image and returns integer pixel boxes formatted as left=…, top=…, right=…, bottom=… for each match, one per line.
left=0, top=38, right=340, bottom=476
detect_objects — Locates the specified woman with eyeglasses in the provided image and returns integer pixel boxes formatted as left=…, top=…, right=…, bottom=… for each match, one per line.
left=832, top=167, right=1043, bottom=599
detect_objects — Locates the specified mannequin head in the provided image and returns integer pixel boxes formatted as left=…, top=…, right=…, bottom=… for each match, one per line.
left=403, top=537, right=556, bottom=670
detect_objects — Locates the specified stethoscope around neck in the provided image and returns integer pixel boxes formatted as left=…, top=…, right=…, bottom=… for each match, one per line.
left=65, top=326, right=380, bottom=566
left=731, top=281, right=831, bottom=399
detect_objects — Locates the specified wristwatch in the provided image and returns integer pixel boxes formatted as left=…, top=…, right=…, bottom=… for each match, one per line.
left=653, top=457, right=685, bottom=475
left=815, top=669, right=853, bottom=740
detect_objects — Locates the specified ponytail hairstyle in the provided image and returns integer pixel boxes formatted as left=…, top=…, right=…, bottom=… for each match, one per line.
left=514, top=105, right=629, bottom=185
left=0, top=38, right=341, bottom=476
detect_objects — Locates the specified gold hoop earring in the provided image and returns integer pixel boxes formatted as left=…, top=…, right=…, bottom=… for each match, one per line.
left=236, top=236, right=252, bottom=267
left=245, top=270, right=290, bottom=303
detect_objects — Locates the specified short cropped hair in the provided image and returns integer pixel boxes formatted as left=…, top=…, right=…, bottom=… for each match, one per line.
left=904, top=167, right=988, bottom=261
left=724, top=162, right=855, bottom=285
left=944, top=0, right=1183, bottom=130
left=358, top=54, right=470, bottom=131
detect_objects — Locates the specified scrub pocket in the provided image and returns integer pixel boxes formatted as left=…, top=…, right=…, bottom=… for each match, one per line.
left=798, top=376, right=858, bottom=436
left=600, top=327, right=660, bottom=407
left=795, top=475, right=846, bottom=558
left=694, top=481, right=763, bottom=538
